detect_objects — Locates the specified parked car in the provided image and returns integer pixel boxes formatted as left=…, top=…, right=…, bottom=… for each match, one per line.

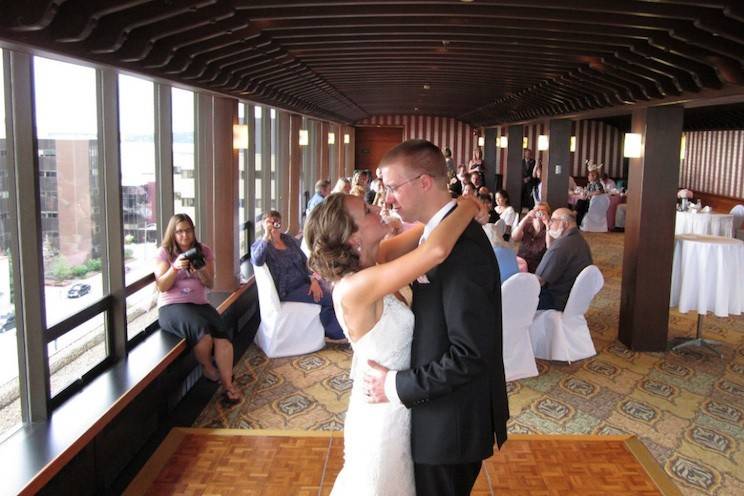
left=0, top=312, right=14, bottom=332
left=67, top=283, right=91, bottom=298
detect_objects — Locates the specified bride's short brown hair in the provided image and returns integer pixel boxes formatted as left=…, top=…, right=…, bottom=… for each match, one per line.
left=304, top=193, right=360, bottom=281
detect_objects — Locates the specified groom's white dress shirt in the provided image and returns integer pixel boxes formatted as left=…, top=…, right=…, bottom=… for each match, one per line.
left=382, top=199, right=457, bottom=405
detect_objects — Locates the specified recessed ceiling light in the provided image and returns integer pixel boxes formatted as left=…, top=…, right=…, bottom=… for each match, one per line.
left=414, top=107, right=420, bottom=111
left=460, top=0, right=475, bottom=3
left=423, top=84, right=431, bottom=90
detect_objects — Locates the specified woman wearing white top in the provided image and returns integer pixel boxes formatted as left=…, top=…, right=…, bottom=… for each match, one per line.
left=495, top=189, right=517, bottom=227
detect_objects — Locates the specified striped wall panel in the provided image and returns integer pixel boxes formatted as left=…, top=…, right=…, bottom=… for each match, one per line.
left=354, top=115, right=476, bottom=166
left=495, top=120, right=624, bottom=178
left=680, top=130, right=744, bottom=199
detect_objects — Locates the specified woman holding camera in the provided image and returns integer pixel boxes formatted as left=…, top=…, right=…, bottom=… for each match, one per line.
left=511, top=202, right=552, bottom=273
left=155, top=213, right=242, bottom=404
left=251, top=210, right=345, bottom=342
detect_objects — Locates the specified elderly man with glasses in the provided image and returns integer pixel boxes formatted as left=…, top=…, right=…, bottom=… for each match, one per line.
left=535, top=208, right=593, bottom=310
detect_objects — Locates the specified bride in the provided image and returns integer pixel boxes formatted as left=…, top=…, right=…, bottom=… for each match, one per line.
left=304, top=192, right=481, bottom=495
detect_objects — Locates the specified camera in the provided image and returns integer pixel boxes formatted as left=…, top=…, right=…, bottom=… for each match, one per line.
left=181, top=246, right=206, bottom=270
left=535, top=211, right=544, bottom=219
left=273, top=221, right=281, bottom=229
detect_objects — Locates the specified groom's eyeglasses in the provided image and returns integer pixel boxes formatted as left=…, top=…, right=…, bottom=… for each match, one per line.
left=383, top=174, right=425, bottom=196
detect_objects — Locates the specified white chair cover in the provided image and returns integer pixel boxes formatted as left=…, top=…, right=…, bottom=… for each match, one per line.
left=529, top=265, right=603, bottom=362
left=731, top=205, right=744, bottom=239
left=580, top=194, right=610, bottom=232
left=252, top=264, right=325, bottom=358
left=501, top=273, right=540, bottom=381
left=614, top=203, right=627, bottom=229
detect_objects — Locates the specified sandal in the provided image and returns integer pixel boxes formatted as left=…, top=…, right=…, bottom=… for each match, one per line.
left=221, top=388, right=243, bottom=406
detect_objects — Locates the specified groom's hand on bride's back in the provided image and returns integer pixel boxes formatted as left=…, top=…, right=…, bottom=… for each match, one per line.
left=363, top=360, right=390, bottom=403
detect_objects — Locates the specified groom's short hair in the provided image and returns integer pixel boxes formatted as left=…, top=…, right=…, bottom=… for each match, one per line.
left=380, top=139, right=448, bottom=186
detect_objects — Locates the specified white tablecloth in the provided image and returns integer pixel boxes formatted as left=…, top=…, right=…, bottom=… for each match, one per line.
left=670, top=234, right=744, bottom=317
left=675, top=211, right=734, bottom=237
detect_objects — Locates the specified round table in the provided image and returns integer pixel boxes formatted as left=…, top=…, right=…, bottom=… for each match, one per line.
left=675, top=211, right=734, bottom=237
left=670, top=234, right=744, bottom=356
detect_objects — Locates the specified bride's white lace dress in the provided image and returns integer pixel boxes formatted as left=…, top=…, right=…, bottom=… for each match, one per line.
left=331, top=294, right=415, bottom=496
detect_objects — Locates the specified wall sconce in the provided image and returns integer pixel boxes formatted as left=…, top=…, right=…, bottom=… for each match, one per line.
left=522, top=137, right=528, bottom=149
left=623, top=133, right=643, bottom=158
left=344, top=133, right=350, bottom=144
left=680, top=135, right=686, bottom=160
left=477, top=136, right=485, bottom=147
left=498, top=136, right=508, bottom=148
left=299, top=129, right=309, bottom=146
left=232, top=124, right=248, bottom=150
left=570, top=136, right=576, bottom=153
left=328, top=132, right=336, bottom=145
left=537, top=135, right=549, bottom=151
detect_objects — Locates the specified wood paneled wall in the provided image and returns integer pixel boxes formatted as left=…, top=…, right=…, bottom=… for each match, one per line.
left=680, top=130, right=744, bottom=199
left=354, top=114, right=477, bottom=166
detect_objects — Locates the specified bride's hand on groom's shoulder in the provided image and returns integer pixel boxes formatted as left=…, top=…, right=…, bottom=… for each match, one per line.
left=363, top=360, right=390, bottom=404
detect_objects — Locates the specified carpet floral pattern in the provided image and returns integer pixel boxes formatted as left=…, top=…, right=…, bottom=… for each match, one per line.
left=195, top=232, right=744, bottom=496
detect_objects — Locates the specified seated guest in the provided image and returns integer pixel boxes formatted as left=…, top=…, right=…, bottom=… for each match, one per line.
left=568, top=175, right=577, bottom=194
left=479, top=193, right=500, bottom=223
left=251, top=211, right=345, bottom=342
left=306, top=179, right=331, bottom=217
left=368, top=167, right=384, bottom=204
left=482, top=219, right=519, bottom=283
left=332, top=177, right=351, bottom=194
left=155, top=214, right=243, bottom=404
left=512, top=202, right=551, bottom=273
left=600, top=172, right=616, bottom=192
left=575, top=167, right=605, bottom=226
left=351, top=169, right=371, bottom=202
left=462, top=181, right=477, bottom=197
left=470, top=171, right=484, bottom=190
left=494, top=189, right=517, bottom=227
left=535, top=209, right=593, bottom=310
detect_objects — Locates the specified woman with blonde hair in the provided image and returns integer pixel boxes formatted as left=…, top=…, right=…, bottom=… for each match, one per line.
left=512, top=202, right=552, bottom=273
left=154, top=214, right=242, bottom=404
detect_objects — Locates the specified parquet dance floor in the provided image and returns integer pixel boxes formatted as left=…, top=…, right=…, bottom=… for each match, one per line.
left=126, top=428, right=681, bottom=495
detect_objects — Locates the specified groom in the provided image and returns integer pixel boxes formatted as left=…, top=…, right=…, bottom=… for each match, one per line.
left=364, top=139, right=509, bottom=495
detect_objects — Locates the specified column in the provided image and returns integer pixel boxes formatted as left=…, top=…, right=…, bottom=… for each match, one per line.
left=619, top=105, right=683, bottom=350
left=505, top=125, right=524, bottom=207
left=484, top=128, right=498, bottom=191
left=545, top=119, right=571, bottom=208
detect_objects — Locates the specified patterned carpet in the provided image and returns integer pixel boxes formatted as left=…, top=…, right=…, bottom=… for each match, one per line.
left=195, top=232, right=744, bottom=496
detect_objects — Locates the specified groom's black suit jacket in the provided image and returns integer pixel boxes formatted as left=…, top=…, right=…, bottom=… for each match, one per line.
left=396, top=218, right=509, bottom=465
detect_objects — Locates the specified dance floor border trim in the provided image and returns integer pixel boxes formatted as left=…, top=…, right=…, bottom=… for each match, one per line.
left=125, top=428, right=681, bottom=496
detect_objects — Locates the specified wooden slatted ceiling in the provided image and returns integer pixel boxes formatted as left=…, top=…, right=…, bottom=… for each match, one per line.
left=0, top=1, right=742, bottom=127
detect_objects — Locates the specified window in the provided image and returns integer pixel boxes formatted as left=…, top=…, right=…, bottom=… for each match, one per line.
left=119, top=75, right=157, bottom=290
left=254, top=105, right=263, bottom=231
left=238, top=103, right=247, bottom=255
left=33, top=57, right=104, bottom=327
left=118, top=74, right=158, bottom=341
left=172, top=87, right=195, bottom=221
left=48, top=314, right=107, bottom=397
left=33, top=56, right=108, bottom=397
left=0, top=48, right=22, bottom=440
left=270, top=108, right=277, bottom=210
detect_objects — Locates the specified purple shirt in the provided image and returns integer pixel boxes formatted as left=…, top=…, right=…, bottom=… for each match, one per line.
left=155, top=244, right=214, bottom=307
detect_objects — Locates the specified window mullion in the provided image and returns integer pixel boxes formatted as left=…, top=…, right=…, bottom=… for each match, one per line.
left=98, top=67, right=126, bottom=360
left=9, top=50, right=49, bottom=420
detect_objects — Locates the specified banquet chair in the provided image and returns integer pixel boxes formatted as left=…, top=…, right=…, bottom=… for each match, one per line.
left=252, top=263, right=325, bottom=358
left=731, top=204, right=744, bottom=240
left=580, top=194, right=610, bottom=232
left=529, top=265, right=604, bottom=363
left=501, top=273, right=540, bottom=381
left=615, top=203, right=627, bottom=229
